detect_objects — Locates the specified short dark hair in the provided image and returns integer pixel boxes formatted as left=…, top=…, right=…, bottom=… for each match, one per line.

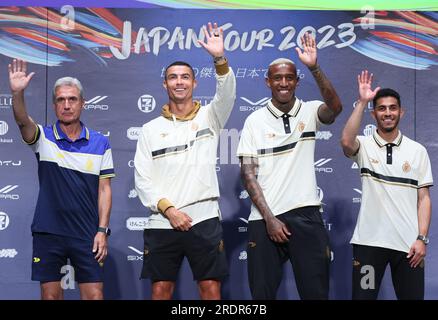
left=373, top=88, right=401, bottom=108
left=164, top=61, right=195, bottom=79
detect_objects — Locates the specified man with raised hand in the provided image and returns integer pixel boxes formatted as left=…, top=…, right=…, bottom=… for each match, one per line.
left=8, top=59, right=115, bottom=299
left=134, top=22, right=236, bottom=300
left=341, top=70, right=432, bottom=299
left=237, top=32, right=342, bottom=299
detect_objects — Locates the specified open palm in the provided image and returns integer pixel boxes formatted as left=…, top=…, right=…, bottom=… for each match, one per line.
left=295, top=32, right=317, bottom=68
left=8, top=59, right=34, bottom=93
left=358, top=70, right=380, bottom=102
left=198, top=22, right=224, bottom=58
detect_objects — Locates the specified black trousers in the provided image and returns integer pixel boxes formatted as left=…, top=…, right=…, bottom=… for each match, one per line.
left=247, top=206, right=330, bottom=300
left=352, top=244, right=424, bottom=300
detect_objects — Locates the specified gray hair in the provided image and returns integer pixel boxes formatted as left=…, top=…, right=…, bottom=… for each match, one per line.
left=269, top=58, right=295, bottom=67
left=52, top=77, right=84, bottom=103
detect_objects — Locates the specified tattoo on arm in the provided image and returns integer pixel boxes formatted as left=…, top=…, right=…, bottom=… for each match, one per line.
left=311, top=66, right=342, bottom=123
left=240, top=157, right=273, bottom=220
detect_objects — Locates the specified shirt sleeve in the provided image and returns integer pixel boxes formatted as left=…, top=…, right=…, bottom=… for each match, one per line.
left=350, top=135, right=365, bottom=166
left=99, top=137, right=115, bottom=179
left=206, top=66, right=236, bottom=133
left=418, top=146, right=433, bottom=188
left=236, top=117, right=257, bottom=158
left=134, top=125, right=167, bottom=212
left=27, top=124, right=42, bottom=152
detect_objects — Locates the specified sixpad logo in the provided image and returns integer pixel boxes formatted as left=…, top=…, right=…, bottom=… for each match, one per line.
left=239, top=97, right=270, bottom=112
left=0, top=185, right=19, bottom=200
left=352, top=188, right=362, bottom=203
left=0, top=211, right=10, bottom=230
left=314, top=158, right=333, bottom=173
left=138, top=94, right=156, bottom=113
left=127, top=246, right=143, bottom=261
left=84, top=96, right=109, bottom=110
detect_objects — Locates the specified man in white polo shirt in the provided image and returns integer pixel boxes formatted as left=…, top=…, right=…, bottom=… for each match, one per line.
left=341, top=70, right=433, bottom=299
left=134, top=22, right=236, bottom=300
left=237, top=32, right=342, bottom=299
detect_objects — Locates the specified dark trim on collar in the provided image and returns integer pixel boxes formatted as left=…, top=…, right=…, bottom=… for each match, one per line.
left=53, top=121, right=89, bottom=141
left=266, top=98, right=302, bottom=119
left=373, top=130, right=403, bottom=148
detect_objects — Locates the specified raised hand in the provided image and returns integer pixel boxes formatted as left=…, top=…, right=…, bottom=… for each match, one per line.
left=295, top=32, right=317, bottom=68
left=8, top=59, right=35, bottom=93
left=358, top=70, right=381, bottom=103
left=198, top=22, right=224, bottom=58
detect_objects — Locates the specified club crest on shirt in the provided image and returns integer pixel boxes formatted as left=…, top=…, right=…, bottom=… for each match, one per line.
left=298, top=121, right=305, bottom=132
left=85, top=159, right=94, bottom=171
left=402, top=161, right=411, bottom=173
left=266, top=133, right=276, bottom=138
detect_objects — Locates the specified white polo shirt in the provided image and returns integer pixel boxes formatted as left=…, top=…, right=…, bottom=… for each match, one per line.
left=350, top=130, right=433, bottom=253
left=237, top=98, right=323, bottom=221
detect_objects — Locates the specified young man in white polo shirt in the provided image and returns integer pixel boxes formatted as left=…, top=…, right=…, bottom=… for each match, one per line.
left=237, top=32, right=342, bottom=299
left=341, top=70, right=433, bottom=299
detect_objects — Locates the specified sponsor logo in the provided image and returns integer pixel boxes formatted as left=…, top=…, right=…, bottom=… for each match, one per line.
left=127, top=127, right=141, bottom=141
left=0, top=211, right=10, bottom=230
left=317, top=186, right=324, bottom=203
left=352, top=188, right=362, bottom=203
left=138, top=94, right=156, bottom=113
left=128, top=160, right=135, bottom=168
left=128, top=189, right=138, bottom=199
left=0, top=160, right=22, bottom=167
left=316, top=131, right=333, bottom=140
left=238, top=217, right=248, bottom=233
left=0, top=249, right=18, bottom=258
left=98, top=131, right=110, bottom=137
left=239, top=97, right=270, bottom=112
left=0, top=120, right=9, bottom=135
left=352, top=162, right=359, bottom=169
left=0, top=185, right=19, bottom=200
left=127, top=246, right=143, bottom=261
left=363, top=124, right=376, bottom=137
left=314, top=158, right=333, bottom=173
left=0, top=94, right=12, bottom=109
left=84, top=96, right=109, bottom=110
left=126, top=217, right=149, bottom=231
left=194, top=96, right=213, bottom=106
left=239, top=190, right=249, bottom=200
left=0, top=120, right=13, bottom=143
left=353, top=100, right=373, bottom=112
left=238, top=250, right=247, bottom=260
left=322, top=218, right=333, bottom=231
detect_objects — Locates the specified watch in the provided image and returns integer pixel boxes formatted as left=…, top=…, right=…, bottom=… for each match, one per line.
left=417, top=234, right=429, bottom=245
left=98, top=226, right=111, bottom=236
